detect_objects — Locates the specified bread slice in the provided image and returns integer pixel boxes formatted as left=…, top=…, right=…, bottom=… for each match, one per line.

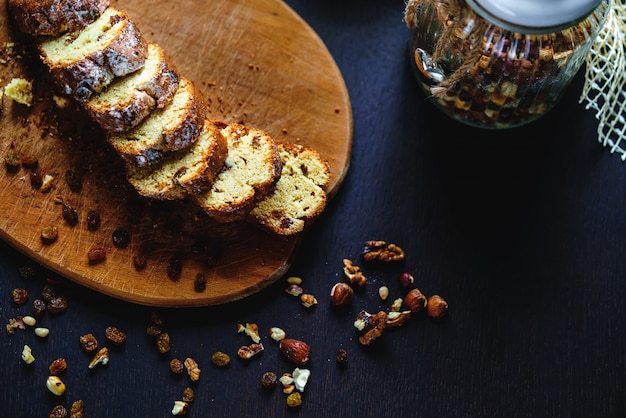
left=107, top=77, right=207, bottom=166
left=194, top=122, right=282, bottom=223
left=84, top=43, right=179, bottom=132
left=125, top=119, right=228, bottom=200
left=8, top=0, right=109, bottom=36
left=248, top=142, right=330, bottom=235
left=39, top=7, right=148, bottom=101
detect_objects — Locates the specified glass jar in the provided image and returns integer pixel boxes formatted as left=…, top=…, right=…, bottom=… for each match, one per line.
left=405, top=0, right=611, bottom=129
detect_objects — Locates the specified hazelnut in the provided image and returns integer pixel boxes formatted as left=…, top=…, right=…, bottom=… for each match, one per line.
left=426, top=295, right=448, bottom=319
left=279, top=339, right=311, bottom=366
left=329, top=282, right=354, bottom=307
left=404, top=288, right=427, bottom=313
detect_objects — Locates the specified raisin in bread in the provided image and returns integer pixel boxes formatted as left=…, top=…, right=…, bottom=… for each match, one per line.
left=194, top=122, right=282, bottom=223
left=39, top=7, right=147, bottom=101
left=84, top=43, right=179, bottom=132
left=107, top=77, right=207, bottom=166
left=8, top=0, right=109, bottom=36
left=126, top=119, right=228, bottom=200
left=248, top=142, right=330, bottom=235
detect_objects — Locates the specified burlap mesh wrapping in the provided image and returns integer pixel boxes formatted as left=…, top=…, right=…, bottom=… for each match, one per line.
left=579, top=0, right=626, bottom=159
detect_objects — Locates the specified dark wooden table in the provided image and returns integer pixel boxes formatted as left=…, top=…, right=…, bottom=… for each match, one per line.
left=2, top=1, right=625, bottom=417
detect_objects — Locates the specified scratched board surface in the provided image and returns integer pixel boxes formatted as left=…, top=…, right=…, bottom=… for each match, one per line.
left=0, top=0, right=352, bottom=307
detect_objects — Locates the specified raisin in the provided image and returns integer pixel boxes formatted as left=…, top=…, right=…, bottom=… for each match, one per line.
left=193, top=273, right=206, bottom=292
left=41, top=283, right=56, bottom=302
left=62, top=202, right=79, bottom=226
left=261, top=371, right=278, bottom=389
left=86, top=210, right=100, bottom=231
left=49, top=358, right=67, bottom=375
left=47, top=295, right=68, bottom=314
left=169, top=358, right=184, bottom=374
left=156, top=332, right=171, bottom=354
left=182, top=387, right=194, bottom=403
left=49, top=405, right=68, bottom=418
left=105, top=326, right=126, bottom=345
left=87, top=247, right=106, bottom=264
left=30, top=170, right=43, bottom=188
left=167, top=257, right=182, bottom=281
left=211, top=351, right=231, bottom=367
left=32, top=299, right=46, bottom=316
left=18, top=265, right=40, bottom=280
left=79, top=333, right=98, bottom=352
left=112, top=227, right=130, bottom=248
left=5, top=150, right=20, bottom=168
left=133, top=254, right=147, bottom=270
left=65, top=168, right=83, bottom=192
left=20, top=155, right=38, bottom=167
left=146, top=324, right=162, bottom=337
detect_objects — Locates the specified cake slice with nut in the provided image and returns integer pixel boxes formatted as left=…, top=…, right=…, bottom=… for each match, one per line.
left=125, top=119, right=227, bottom=200
left=194, top=122, right=282, bottom=223
left=248, top=142, right=330, bottom=235
left=39, top=7, right=148, bottom=101
left=84, top=43, right=180, bottom=132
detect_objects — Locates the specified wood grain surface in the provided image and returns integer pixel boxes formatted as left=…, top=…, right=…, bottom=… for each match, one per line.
left=0, top=0, right=352, bottom=307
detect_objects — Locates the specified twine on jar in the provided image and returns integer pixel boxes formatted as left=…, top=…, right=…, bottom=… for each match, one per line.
left=579, top=0, right=626, bottom=159
left=404, top=0, right=488, bottom=98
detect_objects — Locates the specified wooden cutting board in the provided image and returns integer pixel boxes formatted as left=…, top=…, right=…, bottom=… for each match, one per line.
left=0, top=0, right=352, bottom=307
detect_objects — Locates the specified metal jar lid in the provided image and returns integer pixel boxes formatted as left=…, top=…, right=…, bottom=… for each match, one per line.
left=465, top=0, right=604, bottom=32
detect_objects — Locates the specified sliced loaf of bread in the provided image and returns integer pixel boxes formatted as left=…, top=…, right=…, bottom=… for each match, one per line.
left=84, top=43, right=180, bottom=132
left=8, top=0, right=110, bottom=36
left=194, top=122, right=282, bottom=223
left=107, top=77, right=207, bottom=166
left=248, top=142, right=330, bottom=235
left=39, top=7, right=148, bottom=101
left=125, top=119, right=228, bottom=200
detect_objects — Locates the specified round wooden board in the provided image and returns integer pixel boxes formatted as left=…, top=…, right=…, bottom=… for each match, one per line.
left=0, top=0, right=352, bottom=307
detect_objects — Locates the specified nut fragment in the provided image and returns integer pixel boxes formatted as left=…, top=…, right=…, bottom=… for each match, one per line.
left=21, top=344, right=35, bottom=364
left=300, top=293, right=317, bottom=308
left=237, top=343, right=264, bottom=360
left=329, top=282, right=354, bottom=307
left=237, top=322, right=261, bottom=343
left=342, top=259, right=366, bottom=286
left=354, top=310, right=387, bottom=346
left=378, top=286, right=389, bottom=301
left=211, top=351, right=231, bottom=367
left=286, top=276, right=302, bottom=285
left=171, top=400, right=189, bottom=416
left=184, top=357, right=201, bottom=382
left=361, top=240, right=405, bottom=262
left=88, top=347, right=109, bottom=369
left=285, top=284, right=303, bottom=297
left=269, top=327, right=286, bottom=342
left=399, top=272, right=415, bottom=289
left=279, top=373, right=295, bottom=394
left=41, top=226, right=59, bottom=242
left=404, top=288, right=427, bottom=313
left=46, top=376, right=66, bottom=396
left=12, top=288, right=28, bottom=304
left=390, top=297, right=403, bottom=312
left=292, top=367, right=311, bottom=392
left=35, top=327, right=50, bottom=337
left=69, top=400, right=84, bottom=418
left=426, top=295, right=449, bottom=319
left=286, top=392, right=302, bottom=408
left=385, top=310, right=412, bottom=327
left=279, top=339, right=311, bottom=366
left=22, top=315, right=36, bottom=326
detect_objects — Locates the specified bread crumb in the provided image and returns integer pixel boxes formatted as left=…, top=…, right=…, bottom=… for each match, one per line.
left=53, top=95, right=70, bottom=108
left=4, top=78, right=33, bottom=106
